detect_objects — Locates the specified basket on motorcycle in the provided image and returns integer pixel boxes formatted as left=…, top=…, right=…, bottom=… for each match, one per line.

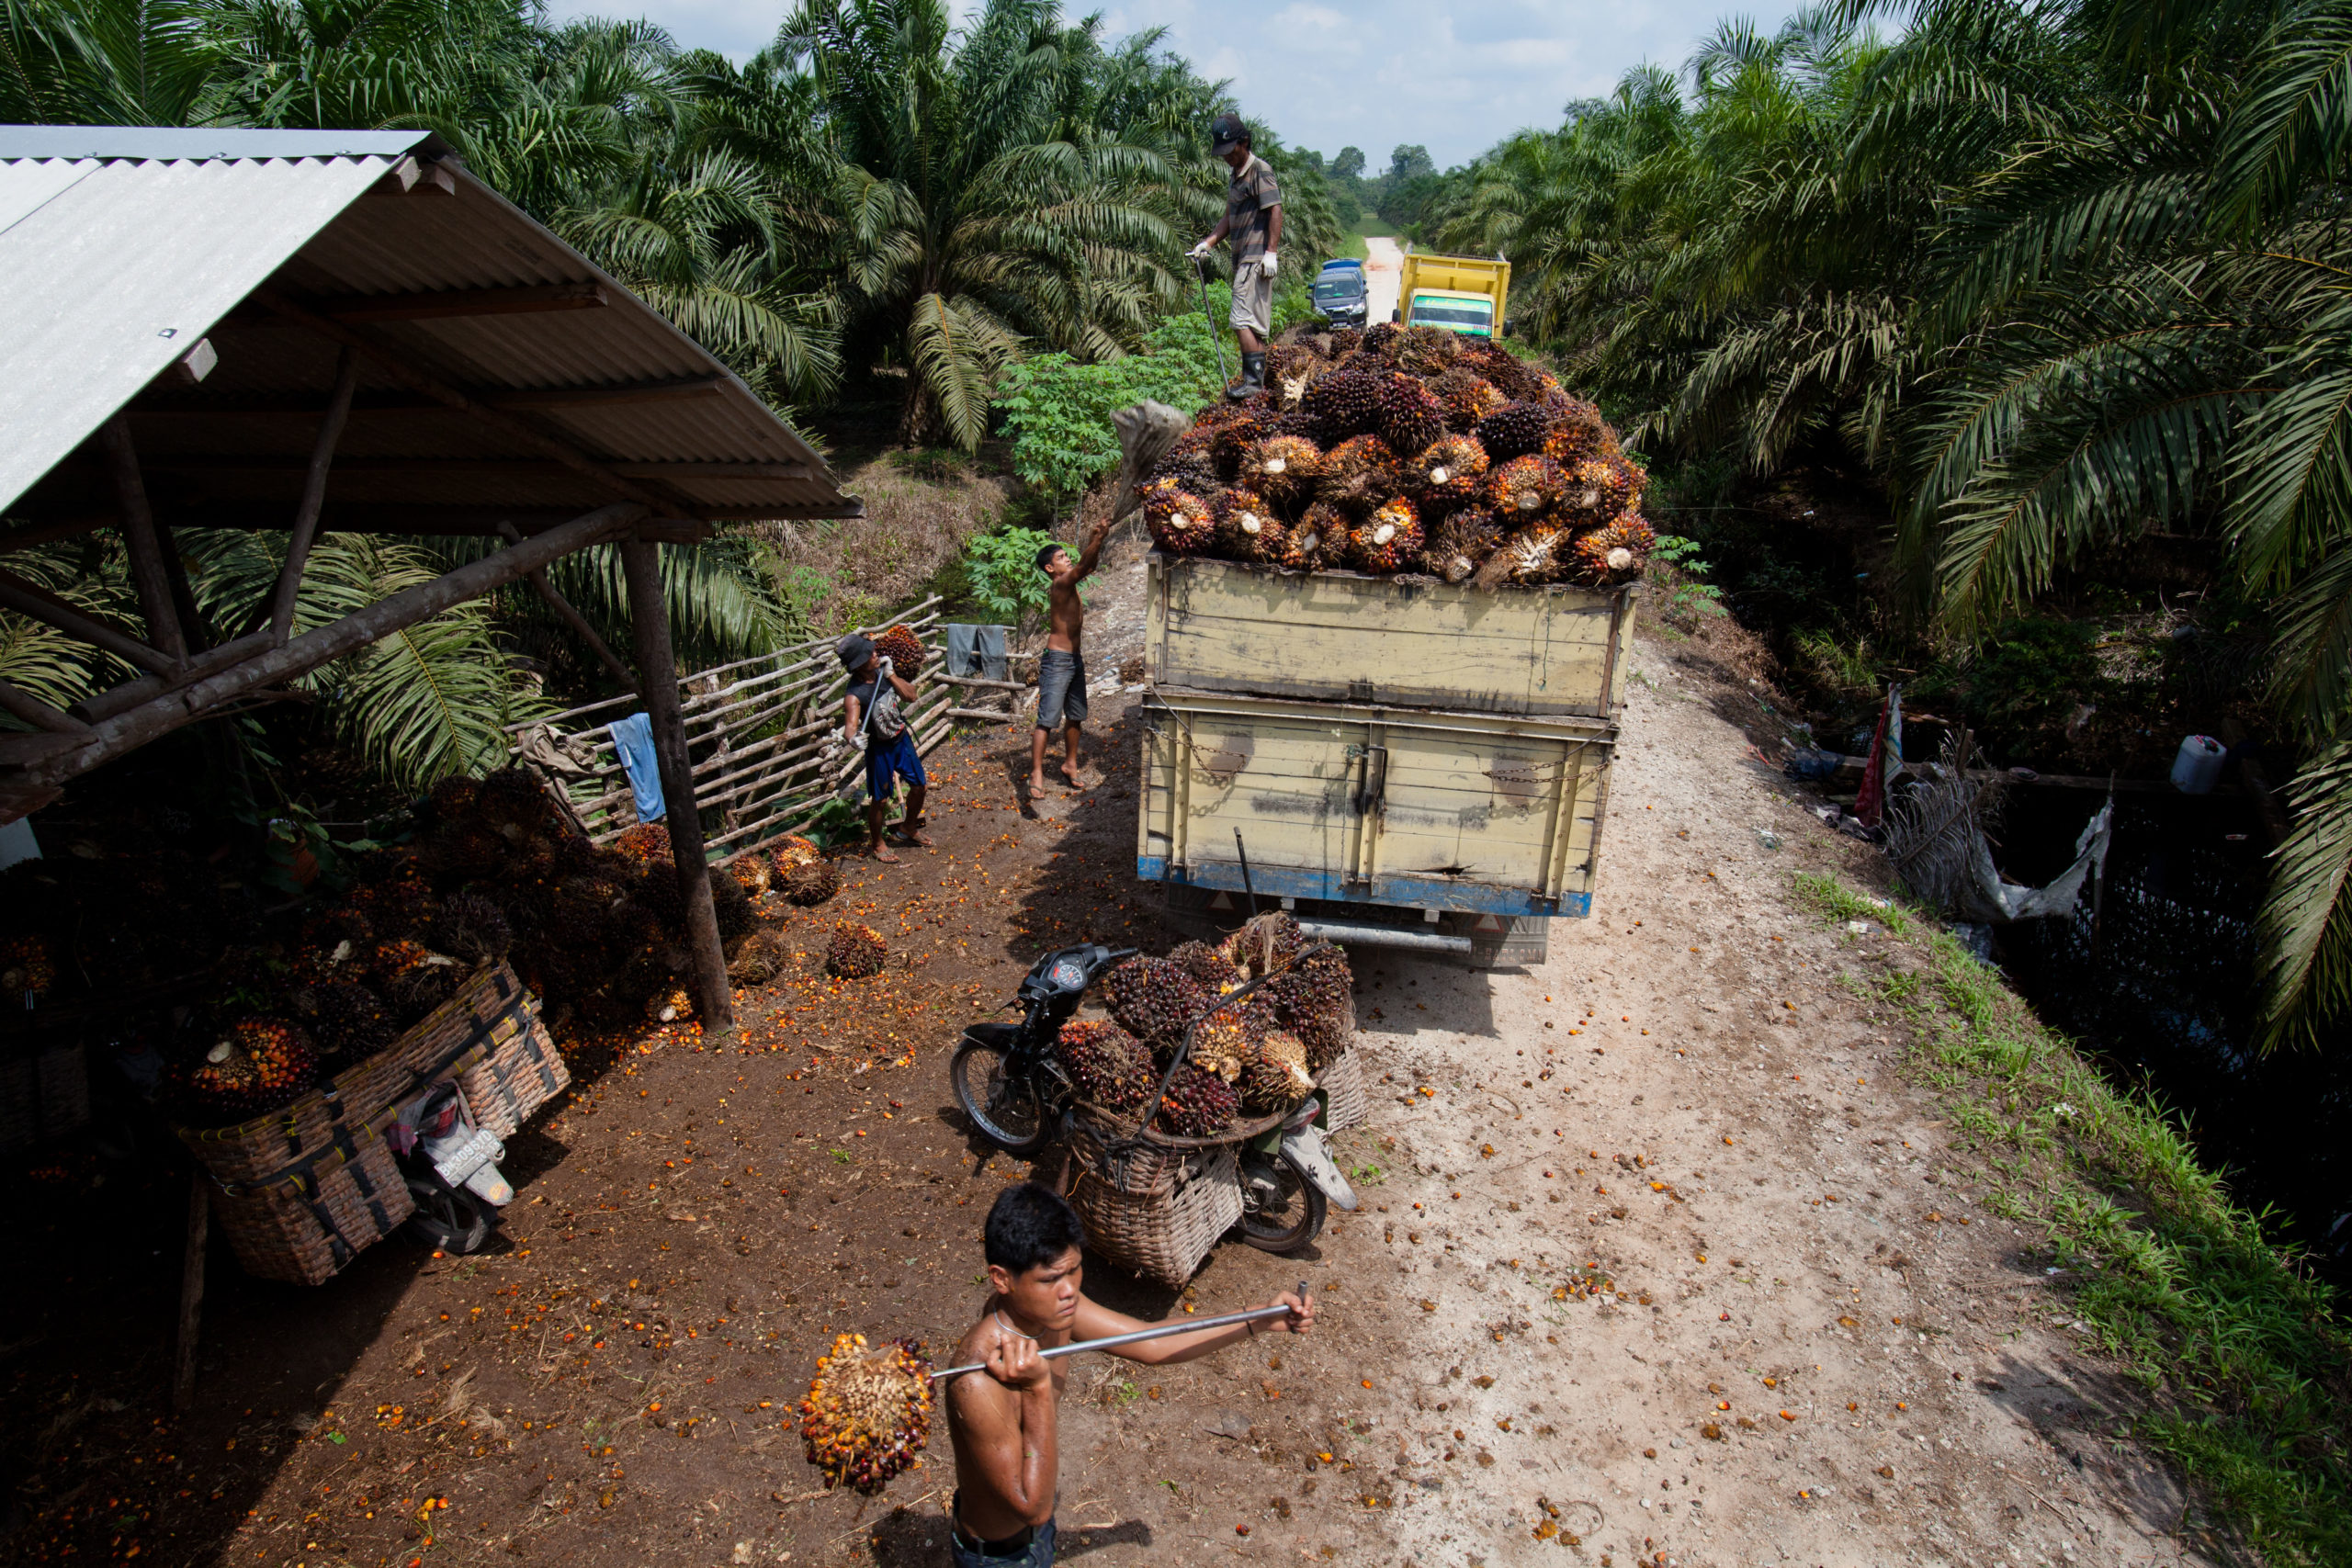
left=176, top=961, right=560, bottom=1283
left=1318, top=1044, right=1368, bottom=1132
left=1064, top=1116, right=1244, bottom=1289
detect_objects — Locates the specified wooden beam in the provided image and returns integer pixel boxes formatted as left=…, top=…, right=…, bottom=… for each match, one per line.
left=0, top=679, right=91, bottom=736
left=0, top=569, right=176, bottom=675
left=125, top=375, right=729, bottom=419
left=97, top=417, right=188, bottom=664
left=132, top=457, right=813, bottom=480
left=225, top=282, right=608, bottom=326
left=249, top=287, right=687, bottom=515
left=172, top=1172, right=209, bottom=1414
left=68, top=630, right=273, bottom=724
left=17, top=503, right=647, bottom=789
left=622, top=536, right=733, bottom=1037
left=496, top=520, right=634, bottom=693
left=150, top=518, right=209, bottom=653
left=369, top=154, right=457, bottom=197
left=269, top=349, right=361, bottom=647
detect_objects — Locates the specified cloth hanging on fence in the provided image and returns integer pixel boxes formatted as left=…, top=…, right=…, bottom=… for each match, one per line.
left=608, top=713, right=665, bottom=822
left=944, top=623, right=1009, bottom=682
left=1856, top=683, right=1904, bottom=829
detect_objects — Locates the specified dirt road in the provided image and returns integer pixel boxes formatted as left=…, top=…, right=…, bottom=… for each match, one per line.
left=1363, top=237, right=1403, bottom=327
left=12, top=536, right=2211, bottom=1568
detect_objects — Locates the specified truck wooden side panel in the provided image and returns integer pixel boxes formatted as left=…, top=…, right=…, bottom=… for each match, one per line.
left=1146, top=555, right=1634, bottom=719
left=1136, top=689, right=1613, bottom=918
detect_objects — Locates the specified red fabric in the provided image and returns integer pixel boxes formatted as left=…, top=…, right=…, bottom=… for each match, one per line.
left=1856, top=693, right=1892, bottom=829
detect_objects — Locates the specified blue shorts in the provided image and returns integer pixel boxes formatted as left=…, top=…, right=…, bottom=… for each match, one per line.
left=950, top=1497, right=1054, bottom=1566
left=865, top=728, right=925, bottom=802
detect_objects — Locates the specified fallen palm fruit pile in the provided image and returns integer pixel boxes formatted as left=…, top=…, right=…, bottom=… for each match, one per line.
left=1094, top=911, right=1354, bottom=1136
left=1141, top=323, right=1651, bottom=589
left=798, top=1333, right=933, bottom=1494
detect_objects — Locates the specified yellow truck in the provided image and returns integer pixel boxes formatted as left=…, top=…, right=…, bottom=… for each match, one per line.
left=1396, top=250, right=1511, bottom=338
left=1136, top=555, right=1634, bottom=966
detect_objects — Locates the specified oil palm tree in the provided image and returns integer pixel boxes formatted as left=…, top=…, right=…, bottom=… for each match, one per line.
left=775, top=0, right=1192, bottom=447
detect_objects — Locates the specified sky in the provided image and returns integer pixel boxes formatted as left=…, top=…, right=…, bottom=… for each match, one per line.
left=548, top=0, right=1803, bottom=170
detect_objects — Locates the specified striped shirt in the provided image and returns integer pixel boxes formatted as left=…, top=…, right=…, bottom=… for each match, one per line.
left=1225, top=153, right=1282, bottom=264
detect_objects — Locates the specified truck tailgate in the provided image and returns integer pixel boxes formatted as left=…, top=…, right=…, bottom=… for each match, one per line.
left=1136, top=688, right=1614, bottom=918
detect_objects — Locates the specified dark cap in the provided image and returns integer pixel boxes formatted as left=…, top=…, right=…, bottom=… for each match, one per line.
left=1210, top=112, right=1250, bottom=153
left=836, top=633, right=874, bottom=671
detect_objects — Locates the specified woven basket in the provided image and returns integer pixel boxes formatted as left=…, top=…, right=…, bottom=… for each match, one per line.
left=1317, top=1044, right=1368, bottom=1133
left=457, top=995, right=569, bottom=1138
left=1065, top=1121, right=1242, bottom=1289
left=0, top=1038, right=89, bottom=1154
left=210, top=1123, right=414, bottom=1286
left=180, top=963, right=539, bottom=1185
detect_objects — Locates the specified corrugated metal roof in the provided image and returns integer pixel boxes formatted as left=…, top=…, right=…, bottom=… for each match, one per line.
left=0, top=125, right=435, bottom=161
left=1, top=129, right=855, bottom=528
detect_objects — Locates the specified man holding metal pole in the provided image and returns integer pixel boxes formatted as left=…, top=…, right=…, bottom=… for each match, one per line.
left=1190, top=112, right=1283, bottom=401
left=942, top=1184, right=1312, bottom=1564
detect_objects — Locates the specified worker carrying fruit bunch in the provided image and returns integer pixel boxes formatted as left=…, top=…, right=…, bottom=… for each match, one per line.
left=944, top=1184, right=1313, bottom=1565
left=1190, top=111, right=1283, bottom=401
left=838, top=632, right=931, bottom=862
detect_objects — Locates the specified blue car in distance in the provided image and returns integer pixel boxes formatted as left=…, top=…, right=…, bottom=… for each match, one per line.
left=1313, top=258, right=1367, bottom=328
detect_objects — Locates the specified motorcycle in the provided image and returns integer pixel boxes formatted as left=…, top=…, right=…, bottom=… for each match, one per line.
left=950, top=943, right=1356, bottom=1253
left=387, top=1081, right=517, bottom=1255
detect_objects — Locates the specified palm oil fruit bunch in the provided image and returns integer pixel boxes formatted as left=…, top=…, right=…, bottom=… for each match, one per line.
left=1158, top=323, right=1645, bottom=588
left=1056, top=1020, right=1155, bottom=1112
left=1100, top=955, right=1209, bottom=1054
left=0, top=933, right=55, bottom=997
left=1220, top=911, right=1306, bottom=979
left=782, top=856, right=842, bottom=908
left=873, top=625, right=925, bottom=672
left=771, top=834, right=822, bottom=875
left=1351, top=498, right=1423, bottom=573
left=1186, top=1008, right=1256, bottom=1082
left=1155, top=1063, right=1240, bottom=1138
left=1141, top=482, right=1216, bottom=555
left=1169, top=939, right=1244, bottom=995
left=1239, top=1030, right=1316, bottom=1113
left=826, top=922, right=888, bottom=979
left=799, top=1334, right=933, bottom=1495
left=185, top=1017, right=320, bottom=1122
left=613, top=822, right=671, bottom=867
left=729, top=854, right=775, bottom=898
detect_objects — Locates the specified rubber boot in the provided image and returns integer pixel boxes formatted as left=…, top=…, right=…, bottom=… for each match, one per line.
left=1228, top=350, right=1265, bottom=401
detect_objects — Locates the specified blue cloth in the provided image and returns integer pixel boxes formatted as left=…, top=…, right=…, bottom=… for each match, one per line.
left=865, top=727, right=925, bottom=803
left=608, top=713, right=665, bottom=822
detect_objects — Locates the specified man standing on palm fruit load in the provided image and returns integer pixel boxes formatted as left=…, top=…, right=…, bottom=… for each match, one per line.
left=944, top=1184, right=1313, bottom=1566
left=1190, top=111, right=1283, bottom=401
left=838, top=632, right=931, bottom=862
left=1026, top=509, right=1115, bottom=799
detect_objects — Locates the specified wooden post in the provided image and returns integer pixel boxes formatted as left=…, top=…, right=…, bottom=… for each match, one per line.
left=172, top=1170, right=209, bottom=1413
left=621, top=535, right=734, bottom=1036
left=98, top=416, right=187, bottom=665
left=495, top=521, right=635, bottom=691
left=270, top=348, right=362, bottom=647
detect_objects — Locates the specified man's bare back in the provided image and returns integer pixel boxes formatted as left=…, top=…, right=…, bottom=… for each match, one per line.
left=944, top=1186, right=1310, bottom=1562
left=1030, top=515, right=1116, bottom=795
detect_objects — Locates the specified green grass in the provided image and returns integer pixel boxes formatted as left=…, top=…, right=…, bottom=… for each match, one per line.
left=1793, top=872, right=2352, bottom=1564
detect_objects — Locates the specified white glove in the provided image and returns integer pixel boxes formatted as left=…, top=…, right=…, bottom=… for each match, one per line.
left=1261, top=251, right=1279, bottom=277
left=1187, top=239, right=1213, bottom=260
left=876, top=654, right=893, bottom=674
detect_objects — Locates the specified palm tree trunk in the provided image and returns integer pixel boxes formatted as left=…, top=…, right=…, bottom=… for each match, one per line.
left=898, top=375, right=944, bottom=448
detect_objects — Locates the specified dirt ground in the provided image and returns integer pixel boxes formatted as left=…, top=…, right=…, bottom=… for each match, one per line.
left=5, top=535, right=2216, bottom=1568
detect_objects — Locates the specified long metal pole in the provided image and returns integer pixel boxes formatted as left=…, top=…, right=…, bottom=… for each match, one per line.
left=928, top=1289, right=1306, bottom=1382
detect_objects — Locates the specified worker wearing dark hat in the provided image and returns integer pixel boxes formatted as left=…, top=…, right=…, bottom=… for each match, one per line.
left=1190, top=112, right=1283, bottom=400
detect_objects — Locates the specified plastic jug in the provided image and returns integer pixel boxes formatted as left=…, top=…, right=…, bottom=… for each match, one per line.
left=2170, top=734, right=2226, bottom=795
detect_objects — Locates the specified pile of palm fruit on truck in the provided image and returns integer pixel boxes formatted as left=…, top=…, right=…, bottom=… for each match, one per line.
left=1131, top=321, right=1643, bottom=966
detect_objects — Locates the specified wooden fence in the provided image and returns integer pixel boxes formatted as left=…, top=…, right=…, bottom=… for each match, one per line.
left=503, top=598, right=1009, bottom=863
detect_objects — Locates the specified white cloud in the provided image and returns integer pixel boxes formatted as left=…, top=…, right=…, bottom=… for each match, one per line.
left=548, top=0, right=1795, bottom=168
